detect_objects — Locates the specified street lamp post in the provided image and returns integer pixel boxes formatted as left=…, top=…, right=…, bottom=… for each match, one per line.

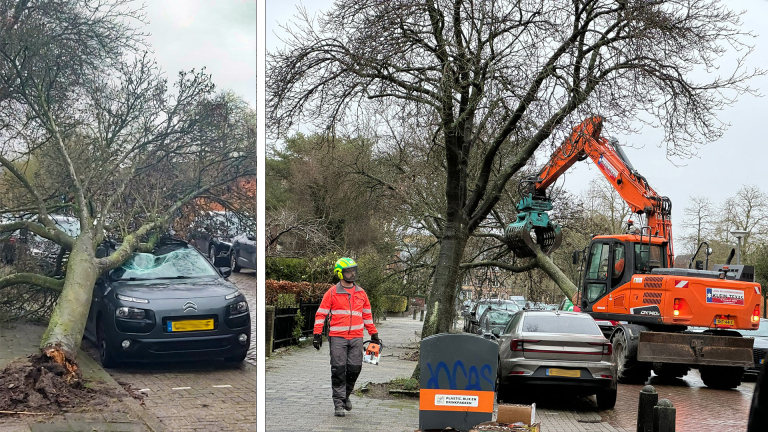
left=730, top=230, right=749, bottom=265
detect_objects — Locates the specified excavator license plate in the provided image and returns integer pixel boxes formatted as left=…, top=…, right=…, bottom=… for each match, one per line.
left=715, top=318, right=735, bottom=326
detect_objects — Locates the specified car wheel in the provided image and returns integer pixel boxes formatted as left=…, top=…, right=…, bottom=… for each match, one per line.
left=208, top=245, right=216, bottom=264
left=596, top=387, right=617, bottom=410
left=700, top=366, right=743, bottom=390
left=97, top=319, right=119, bottom=369
left=611, top=329, right=650, bottom=384
left=225, top=351, right=247, bottom=364
left=230, top=249, right=241, bottom=273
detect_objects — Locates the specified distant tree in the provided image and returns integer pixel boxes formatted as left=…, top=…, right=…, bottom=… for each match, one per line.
left=680, top=196, right=716, bottom=255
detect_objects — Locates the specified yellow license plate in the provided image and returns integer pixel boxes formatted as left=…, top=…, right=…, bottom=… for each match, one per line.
left=169, top=319, right=214, bottom=332
left=548, top=368, right=581, bottom=378
left=715, top=318, right=735, bottom=326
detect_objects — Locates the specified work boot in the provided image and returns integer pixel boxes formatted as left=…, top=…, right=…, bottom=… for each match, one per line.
left=343, top=398, right=352, bottom=411
left=334, top=407, right=345, bottom=417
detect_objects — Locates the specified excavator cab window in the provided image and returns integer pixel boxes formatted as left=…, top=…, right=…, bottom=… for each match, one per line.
left=611, top=243, right=626, bottom=288
left=584, top=243, right=610, bottom=303
left=634, top=243, right=665, bottom=273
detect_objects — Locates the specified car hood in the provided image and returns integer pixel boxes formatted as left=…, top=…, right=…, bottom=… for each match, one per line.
left=109, top=278, right=239, bottom=300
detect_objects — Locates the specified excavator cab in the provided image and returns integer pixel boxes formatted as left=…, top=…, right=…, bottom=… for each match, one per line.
left=578, top=235, right=668, bottom=311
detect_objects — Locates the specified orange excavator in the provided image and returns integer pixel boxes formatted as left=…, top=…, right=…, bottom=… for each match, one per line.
left=505, top=116, right=760, bottom=389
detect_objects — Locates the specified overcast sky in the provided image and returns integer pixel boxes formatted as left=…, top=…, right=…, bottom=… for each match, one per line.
left=144, top=0, right=256, bottom=108
left=266, top=0, right=768, bottom=243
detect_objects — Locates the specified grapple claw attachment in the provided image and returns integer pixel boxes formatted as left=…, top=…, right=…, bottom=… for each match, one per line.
left=504, top=195, right=562, bottom=258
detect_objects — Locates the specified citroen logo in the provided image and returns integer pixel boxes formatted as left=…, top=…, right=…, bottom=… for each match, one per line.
left=183, top=301, right=197, bottom=312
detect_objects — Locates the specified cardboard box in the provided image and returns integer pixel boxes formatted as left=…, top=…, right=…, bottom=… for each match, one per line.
left=467, top=403, right=540, bottom=432
left=497, top=403, right=536, bottom=425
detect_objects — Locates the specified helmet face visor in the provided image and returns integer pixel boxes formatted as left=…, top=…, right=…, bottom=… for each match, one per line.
left=341, top=267, right=357, bottom=283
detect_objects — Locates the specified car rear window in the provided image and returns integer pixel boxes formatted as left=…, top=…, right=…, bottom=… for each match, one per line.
left=521, top=314, right=602, bottom=335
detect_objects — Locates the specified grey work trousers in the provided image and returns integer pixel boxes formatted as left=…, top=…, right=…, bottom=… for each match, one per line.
left=329, top=336, right=363, bottom=408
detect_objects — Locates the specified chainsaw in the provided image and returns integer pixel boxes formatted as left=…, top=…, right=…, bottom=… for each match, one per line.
left=362, top=340, right=383, bottom=365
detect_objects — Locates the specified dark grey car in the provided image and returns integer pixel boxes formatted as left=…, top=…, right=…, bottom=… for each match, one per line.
left=83, top=239, right=251, bottom=367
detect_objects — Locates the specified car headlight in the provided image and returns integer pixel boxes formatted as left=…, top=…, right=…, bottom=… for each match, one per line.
left=116, top=293, right=149, bottom=304
left=229, top=301, right=248, bottom=315
left=225, top=290, right=242, bottom=300
left=116, top=307, right=146, bottom=320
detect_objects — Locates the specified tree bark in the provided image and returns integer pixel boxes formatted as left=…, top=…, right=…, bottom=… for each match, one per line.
left=40, top=233, right=98, bottom=359
left=421, top=220, right=468, bottom=339
left=533, top=245, right=577, bottom=300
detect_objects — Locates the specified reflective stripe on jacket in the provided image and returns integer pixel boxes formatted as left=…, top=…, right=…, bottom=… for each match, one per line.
left=313, top=283, right=378, bottom=339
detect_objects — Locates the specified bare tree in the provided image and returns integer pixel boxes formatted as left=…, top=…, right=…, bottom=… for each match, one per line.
left=0, top=0, right=256, bottom=369
left=680, top=196, right=715, bottom=255
left=269, top=0, right=763, bottom=338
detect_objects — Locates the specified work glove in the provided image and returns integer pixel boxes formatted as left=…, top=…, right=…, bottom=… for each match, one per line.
left=313, top=334, right=322, bottom=350
left=371, top=333, right=381, bottom=346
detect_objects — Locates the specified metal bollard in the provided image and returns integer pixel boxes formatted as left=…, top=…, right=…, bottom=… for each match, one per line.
left=653, top=399, right=675, bottom=432
left=413, top=308, right=418, bottom=320
left=637, top=385, right=658, bottom=432
left=420, top=310, right=425, bottom=321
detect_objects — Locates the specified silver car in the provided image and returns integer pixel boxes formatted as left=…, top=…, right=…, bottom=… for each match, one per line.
left=495, top=310, right=617, bottom=409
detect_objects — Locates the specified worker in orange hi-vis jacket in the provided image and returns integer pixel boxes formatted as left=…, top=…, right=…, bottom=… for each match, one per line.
left=312, top=257, right=380, bottom=417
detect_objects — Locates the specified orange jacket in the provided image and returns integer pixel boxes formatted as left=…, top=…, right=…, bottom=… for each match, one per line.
left=313, top=283, right=378, bottom=339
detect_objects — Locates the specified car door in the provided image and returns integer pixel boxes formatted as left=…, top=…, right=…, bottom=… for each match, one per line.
left=241, top=233, right=256, bottom=267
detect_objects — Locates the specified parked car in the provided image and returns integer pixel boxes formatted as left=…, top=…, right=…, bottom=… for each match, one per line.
left=188, top=211, right=245, bottom=267
left=230, top=232, right=256, bottom=272
left=83, top=238, right=250, bottom=367
left=0, top=214, right=79, bottom=273
left=495, top=310, right=617, bottom=409
left=476, top=308, right=517, bottom=336
left=735, top=318, right=768, bottom=379
left=467, top=299, right=520, bottom=334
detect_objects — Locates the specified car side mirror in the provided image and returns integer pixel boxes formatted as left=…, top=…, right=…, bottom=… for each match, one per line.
left=492, top=328, right=501, bottom=337
left=247, top=235, right=255, bottom=241
left=218, top=267, right=232, bottom=279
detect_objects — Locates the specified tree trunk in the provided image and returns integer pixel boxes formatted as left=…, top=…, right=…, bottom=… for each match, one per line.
left=40, top=234, right=98, bottom=361
left=534, top=245, right=577, bottom=300
left=421, top=221, right=468, bottom=339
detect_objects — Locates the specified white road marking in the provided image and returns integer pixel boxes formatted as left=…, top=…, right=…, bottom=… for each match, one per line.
left=172, top=387, right=192, bottom=390
left=212, top=385, right=232, bottom=388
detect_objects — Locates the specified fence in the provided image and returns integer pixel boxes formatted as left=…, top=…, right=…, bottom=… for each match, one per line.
left=271, top=301, right=325, bottom=350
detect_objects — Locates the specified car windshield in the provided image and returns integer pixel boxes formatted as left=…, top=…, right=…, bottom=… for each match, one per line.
left=521, top=314, right=602, bottom=336
left=738, top=323, right=768, bottom=338
left=111, top=247, right=218, bottom=281
left=487, top=310, right=515, bottom=326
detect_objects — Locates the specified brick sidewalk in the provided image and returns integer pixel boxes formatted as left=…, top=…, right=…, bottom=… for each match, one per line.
left=266, top=316, right=630, bottom=432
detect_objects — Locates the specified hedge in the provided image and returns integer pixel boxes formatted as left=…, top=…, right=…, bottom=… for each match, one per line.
left=381, top=295, right=408, bottom=313
left=265, top=279, right=332, bottom=305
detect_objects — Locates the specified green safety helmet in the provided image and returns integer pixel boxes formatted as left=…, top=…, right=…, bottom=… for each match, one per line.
left=334, top=257, right=358, bottom=282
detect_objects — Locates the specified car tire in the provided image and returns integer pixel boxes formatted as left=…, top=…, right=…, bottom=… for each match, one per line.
left=495, top=372, right=510, bottom=403
left=596, top=387, right=617, bottom=410
left=97, top=319, right=119, bottom=369
left=612, top=329, right=651, bottom=384
left=225, top=351, right=247, bottom=364
left=700, top=365, right=743, bottom=390
left=230, top=249, right=241, bottom=273
left=208, top=245, right=217, bottom=264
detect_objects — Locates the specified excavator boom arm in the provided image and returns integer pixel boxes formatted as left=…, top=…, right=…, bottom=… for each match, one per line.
left=506, top=116, right=674, bottom=264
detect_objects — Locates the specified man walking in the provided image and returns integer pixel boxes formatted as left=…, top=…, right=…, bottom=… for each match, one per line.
left=313, top=257, right=381, bottom=417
